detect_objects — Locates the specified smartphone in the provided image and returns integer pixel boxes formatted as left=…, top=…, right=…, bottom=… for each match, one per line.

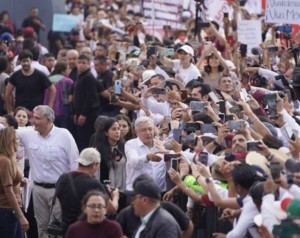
left=225, top=115, right=234, bottom=122
left=201, top=124, right=217, bottom=134
left=179, top=134, right=197, bottom=147
left=172, top=129, right=181, bottom=142
left=268, top=46, right=279, bottom=53
left=184, top=122, right=201, bottom=132
left=224, top=12, right=229, bottom=18
left=247, top=141, right=260, bottom=152
left=204, top=41, right=212, bottom=51
left=284, top=124, right=296, bottom=141
left=111, top=92, right=117, bottom=103
left=209, top=91, right=220, bottom=103
left=240, top=44, right=248, bottom=57
left=219, top=113, right=225, bottom=122
left=265, top=94, right=277, bottom=118
left=241, top=88, right=249, bottom=102
left=114, top=80, right=122, bottom=94
left=270, top=162, right=281, bottom=181
left=190, top=101, right=208, bottom=112
left=161, top=47, right=174, bottom=56
left=284, top=89, right=292, bottom=103
left=171, top=158, right=180, bottom=171
left=164, top=153, right=180, bottom=162
left=152, top=88, right=166, bottom=95
left=228, top=120, right=244, bottom=131
left=164, top=116, right=171, bottom=124
left=218, top=101, right=226, bottom=114
left=194, top=152, right=209, bottom=166
left=180, top=90, right=188, bottom=100
left=147, top=46, right=157, bottom=57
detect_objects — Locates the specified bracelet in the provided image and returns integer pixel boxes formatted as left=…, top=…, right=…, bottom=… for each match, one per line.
left=195, top=175, right=201, bottom=181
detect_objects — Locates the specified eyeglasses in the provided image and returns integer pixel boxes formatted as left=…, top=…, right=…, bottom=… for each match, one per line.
left=87, top=204, right=106, bottom=210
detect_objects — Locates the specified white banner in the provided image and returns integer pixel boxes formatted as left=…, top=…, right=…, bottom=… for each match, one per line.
left=142, top=0, right=183, bottom=29
left=238, top=20, right=262, bottom=54
left=265, top=0, right=300, bottom=24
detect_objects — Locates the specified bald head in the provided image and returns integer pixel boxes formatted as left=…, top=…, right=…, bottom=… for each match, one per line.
left=66, top=50, right=79, bottom=69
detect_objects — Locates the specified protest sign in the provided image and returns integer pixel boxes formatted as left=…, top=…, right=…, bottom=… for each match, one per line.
left=265, top=0, right=300, bottom=24
left=52, top=14, right=80, bottom=32
left=238, top=20, right=262, bottom=55
left=142, top=0, right=183, bottom=29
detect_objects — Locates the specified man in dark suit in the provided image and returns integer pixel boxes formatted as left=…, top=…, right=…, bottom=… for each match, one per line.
left=127, top=179, right=181, bottom=238
left=73, top=54, right=100, bottom=151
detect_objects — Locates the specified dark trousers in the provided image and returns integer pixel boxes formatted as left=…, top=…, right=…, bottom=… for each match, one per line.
left=76, top=110, right=98, bottom=152
left=0, top=208, right=24, bottom=238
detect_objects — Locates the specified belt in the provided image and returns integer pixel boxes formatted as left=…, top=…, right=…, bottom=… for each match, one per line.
left=34, top=182, right=56, bottom=189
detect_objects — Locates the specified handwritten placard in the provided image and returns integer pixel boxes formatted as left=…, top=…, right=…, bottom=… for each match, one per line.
left=265, top=0, right=300, bottom=24
left=238, top=20, right=262, bottom=55
left=52, top=14, right=80, bottom=32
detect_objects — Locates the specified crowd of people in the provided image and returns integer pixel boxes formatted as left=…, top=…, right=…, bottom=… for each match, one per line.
left=1, top=0, right=300, bottom=238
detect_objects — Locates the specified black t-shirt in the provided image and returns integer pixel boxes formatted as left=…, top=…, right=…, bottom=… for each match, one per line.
left=9, top=69, right=52, bottom=110
left=97, top=70, right=115, bottom=112
left=116, top=201, right=190, bottom=238
left=56, top=172, right=106, bottom=226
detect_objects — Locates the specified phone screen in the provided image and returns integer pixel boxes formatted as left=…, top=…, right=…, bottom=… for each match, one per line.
left=114, top=80, right=122, bottom=94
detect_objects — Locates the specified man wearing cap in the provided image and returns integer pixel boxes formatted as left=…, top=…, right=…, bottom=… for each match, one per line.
left=160, top=44, right=201, bottom=86
left=56, top=147, right=119, bottom=235
left=128, top=179, right=181, bottom=238
left=16, top=105, right=78, bottom=238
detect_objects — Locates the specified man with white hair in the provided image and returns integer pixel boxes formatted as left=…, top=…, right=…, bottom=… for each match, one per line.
left=125, top=116, right=167, bottom=191
left=17, top=105, right=79, bottom=238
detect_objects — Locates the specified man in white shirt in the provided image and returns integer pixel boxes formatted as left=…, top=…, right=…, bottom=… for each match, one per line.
left=125, top=116, right=167, bottom=191
left=18, top=105, right=79, bottom=238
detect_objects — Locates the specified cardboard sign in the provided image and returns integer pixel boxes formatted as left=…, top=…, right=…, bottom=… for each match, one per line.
left=265, top=0, right=300, bottom=24
left=52, top=14, right=80, bottom=32
left=238, top=20, right=262, bottom=55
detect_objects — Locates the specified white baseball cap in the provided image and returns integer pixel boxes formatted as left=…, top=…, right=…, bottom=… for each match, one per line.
left=76, top=148, right=101, bottom=166
left=141, top=70, right=157, bottom=85
left=177, top=45, right=194, bottom=57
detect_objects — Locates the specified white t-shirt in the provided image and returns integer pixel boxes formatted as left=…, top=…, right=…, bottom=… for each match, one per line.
left=172, top=60, right=201, bottom=86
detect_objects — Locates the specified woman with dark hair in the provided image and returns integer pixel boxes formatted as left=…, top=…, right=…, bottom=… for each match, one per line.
left=115, top=114, right=135, bottom=142
left=65, top=190, right=123, bottom=238
left=0, top=127, right=29, bottom=237
left=44, top=60, right=73, bottom=128
left=90, top=117, right=126, bottom=192
left=197, top=45, right=228, bottom=90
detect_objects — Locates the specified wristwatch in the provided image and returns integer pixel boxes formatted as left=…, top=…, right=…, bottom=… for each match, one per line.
left=205, top=177, right=213, bottom=184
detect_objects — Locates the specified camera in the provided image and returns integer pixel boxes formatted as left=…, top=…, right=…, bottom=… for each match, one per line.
left=152, top=88, right=166, bottom=95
